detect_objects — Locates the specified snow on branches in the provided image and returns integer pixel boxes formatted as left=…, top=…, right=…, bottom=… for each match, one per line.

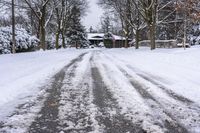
left=0, top=26, right=39, bottom=54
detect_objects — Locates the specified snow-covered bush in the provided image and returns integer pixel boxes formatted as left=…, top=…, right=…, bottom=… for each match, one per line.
left=189, top=36, right=200, bottom=45
left=189, top=24, right=200, bottom=45
left=66, top=27, right=89, bottom=48
left=46, top=34, right=60, bottom=49
left=0, top=26, right=39, bottom=54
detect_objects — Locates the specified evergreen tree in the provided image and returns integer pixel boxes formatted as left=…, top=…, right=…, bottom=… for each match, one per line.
left=66, top=6, right=88, bottom=48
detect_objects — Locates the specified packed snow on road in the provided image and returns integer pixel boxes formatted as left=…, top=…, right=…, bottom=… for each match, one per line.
left=0, top=46, right=200, bottom=133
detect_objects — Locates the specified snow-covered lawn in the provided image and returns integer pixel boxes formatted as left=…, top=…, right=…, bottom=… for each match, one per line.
left=102, top=46, right=200, bottom=105
left=0, top=49, right=87, bottom=117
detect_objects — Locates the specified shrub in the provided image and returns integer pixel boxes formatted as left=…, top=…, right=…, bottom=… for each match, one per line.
left=0, top=26, right=39, bottom=54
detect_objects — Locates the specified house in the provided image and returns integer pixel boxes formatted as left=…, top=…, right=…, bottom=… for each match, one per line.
left=87, top=33, right=104, bottom=46
left=87, top=33, right=129, bottom=48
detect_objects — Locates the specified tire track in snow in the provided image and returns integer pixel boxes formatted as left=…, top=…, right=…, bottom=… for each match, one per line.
left=98, top=52, right=189, bottom=132
left=101, top=52, right=200, bottom=133
left=93, top=51, right=166, bottom=132
left=27, top=53, right=88, bottom=133
left=119, top=68, right=188, bottom=132
left=126, top=65, right=194, bottom=104
left=91, top=55, right=146, bottom=133
left=58, top=53, right=96, bottom=133
left=121, top=66, right=200, bottom=133
left=104, top=52, right=194, bottom=105
left=0, top=53, right=88, bottom=133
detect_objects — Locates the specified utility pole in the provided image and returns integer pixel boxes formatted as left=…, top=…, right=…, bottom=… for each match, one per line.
left=183, top=0, right=187, bottom=50
left=12, top=0, right=16, bottom=53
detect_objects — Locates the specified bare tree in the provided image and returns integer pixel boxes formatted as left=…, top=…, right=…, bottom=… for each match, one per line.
left=175, top=0, right=200, bottom=49
left=53, top=0, right=64, bottom=49
left=52, top=0, right=88, bottom=49
left=100, top=12, right=112, bottom=33
left=99, top=0, right=182, bottom=50
left=98, top=0, right=133, bottom=48
left=121, top=0, right=145, bottom=49
left=131, top=0, right=158, bottom=50
left=23, top=0, right=53, bottom=50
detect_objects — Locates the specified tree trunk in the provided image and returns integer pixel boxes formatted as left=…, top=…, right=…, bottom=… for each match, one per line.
left=40, top=21, right=46, bottom=50
left=125, top=0, right=131, bottom=48
left=55, top=7, right=61, bottom=50
left=30, top=10, right=33, bottom=35
left=124, top=22, right=129, bottom=48
left=55, top=22, right=60, bottom=50
left=37, top=21, right=40, bottom=40
left=149, top=24, right=156, bottom=50
left=12, top=0, right=16, bottom=54
left=135, top=29, right=139, bottom=49
left=183, top=7, right=187, bottom=50
left=55, top=31, right=60, bottom=50
left=183, top=21, right=186, bottom=50
left=125, top=37, right=128, bottom=48
left=61, top=31, right=65, bottom=48
left=40, top=5, right=46, bottom=50
left=75, top=41, right=78, bottom=49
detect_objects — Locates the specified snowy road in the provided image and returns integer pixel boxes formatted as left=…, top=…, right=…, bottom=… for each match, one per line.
left=0, top=50, right=200, bottom=133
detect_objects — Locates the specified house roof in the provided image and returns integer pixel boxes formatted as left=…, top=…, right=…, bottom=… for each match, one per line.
left=87, top=33, right=104, bottom=40
left=112, top=35, right=126, bottom=40
left=87, top=33, right=126, bottom=41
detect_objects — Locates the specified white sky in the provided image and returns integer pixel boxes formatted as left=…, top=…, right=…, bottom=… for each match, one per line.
left=82, top=0, right=104, bottom=31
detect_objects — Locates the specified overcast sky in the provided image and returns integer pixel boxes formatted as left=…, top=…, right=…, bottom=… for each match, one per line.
left=82, top=0, right=104, bottom=31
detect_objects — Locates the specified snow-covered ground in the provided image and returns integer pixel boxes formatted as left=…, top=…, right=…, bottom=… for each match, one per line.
left=102, top=46, right=200, bottom=104
left=96, top=46, right=200, bottom=132
left=0, top=49, right=87, bottom=118
left=0, top=46, right=200, bottom=132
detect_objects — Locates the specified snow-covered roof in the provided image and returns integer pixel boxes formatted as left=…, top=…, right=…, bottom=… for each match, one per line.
left=87, top=33, right=126, bottom=41
left=87, top=33, right=104, bottom=40
left=112, top=35, right=126, bottom=40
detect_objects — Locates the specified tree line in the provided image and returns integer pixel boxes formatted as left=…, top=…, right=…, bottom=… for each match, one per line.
left=0, top=0, right=199, bottom=53
left=0, top=0, right=88, bottom=53
left=98, top=0, right=200, bottom=50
